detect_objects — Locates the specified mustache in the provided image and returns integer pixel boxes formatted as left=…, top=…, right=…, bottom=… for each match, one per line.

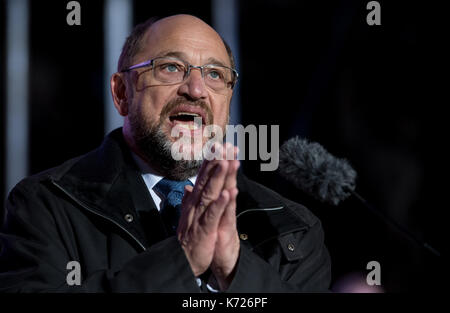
left=159, top=97, right=213, bottom=125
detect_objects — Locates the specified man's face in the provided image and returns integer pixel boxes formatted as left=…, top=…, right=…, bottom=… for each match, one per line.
left=124, top=15, right=234, bottom=179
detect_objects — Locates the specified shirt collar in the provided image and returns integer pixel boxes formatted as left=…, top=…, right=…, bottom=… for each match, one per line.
left=130, top=151, right=197, bottom=188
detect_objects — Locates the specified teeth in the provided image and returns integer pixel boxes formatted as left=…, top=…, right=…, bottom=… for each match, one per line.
left=177, top=123, right=199, bottom=130
left=174, top=112, right=200, bottom=117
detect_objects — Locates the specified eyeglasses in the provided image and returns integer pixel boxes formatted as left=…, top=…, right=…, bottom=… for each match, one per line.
left=121, top=56, right=239, bottom=93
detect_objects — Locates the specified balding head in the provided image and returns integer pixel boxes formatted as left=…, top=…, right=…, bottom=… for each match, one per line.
left=150, top=14, right=218, bottom=39
left=118, top=14, right=235, bottom=73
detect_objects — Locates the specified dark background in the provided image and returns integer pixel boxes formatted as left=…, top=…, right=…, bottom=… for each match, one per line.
left=0, top=0, right=447, bottom=292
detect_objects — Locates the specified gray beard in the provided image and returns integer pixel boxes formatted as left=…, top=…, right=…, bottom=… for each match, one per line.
left=130, top=115, right=203, bottom=181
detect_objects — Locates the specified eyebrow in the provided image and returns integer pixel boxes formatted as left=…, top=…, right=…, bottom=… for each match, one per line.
left=156, top=50, right=230, bottom=68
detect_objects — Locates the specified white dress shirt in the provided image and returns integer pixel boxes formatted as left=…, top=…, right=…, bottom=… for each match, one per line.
left=131, top=152, right=197, bottom=211
left=130, top=152, right=218, bottom=292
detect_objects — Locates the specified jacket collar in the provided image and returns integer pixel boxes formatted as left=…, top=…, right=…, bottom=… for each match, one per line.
left=51, top=128, right=157, bottom=249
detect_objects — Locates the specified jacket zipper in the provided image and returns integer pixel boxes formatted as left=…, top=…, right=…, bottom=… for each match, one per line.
left=236, top=206, right=284, bottom=219
left=51, top=179, right=147, bottom=251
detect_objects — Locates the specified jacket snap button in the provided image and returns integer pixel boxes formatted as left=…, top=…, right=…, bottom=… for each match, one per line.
left=287, top=243, right=295, bottom=251
left=124, top=214, right=134, bottom=223
left=239, top=233, right=248, bottom=240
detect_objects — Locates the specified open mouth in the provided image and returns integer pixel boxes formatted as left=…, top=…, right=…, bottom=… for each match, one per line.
left=169, top=112, right=203, bottom=130
left=167, top=105, right=208, bottom=131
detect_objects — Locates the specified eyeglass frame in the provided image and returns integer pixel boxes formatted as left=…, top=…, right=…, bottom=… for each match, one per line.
left=120, top=56, right=239, bottom=90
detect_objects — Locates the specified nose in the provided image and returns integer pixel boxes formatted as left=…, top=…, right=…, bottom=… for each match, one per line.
left=177, top=67, right=208, bottom=100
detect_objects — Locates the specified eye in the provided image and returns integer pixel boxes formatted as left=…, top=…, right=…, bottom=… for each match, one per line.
left=207, top=69, right=224, bottom=80
left=155, top=60, right=185, bottom=74
left=163, top=63, right=181, bottom=73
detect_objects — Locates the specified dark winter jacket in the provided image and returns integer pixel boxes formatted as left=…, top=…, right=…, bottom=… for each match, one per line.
left=0, top=128, right=331, bottom=292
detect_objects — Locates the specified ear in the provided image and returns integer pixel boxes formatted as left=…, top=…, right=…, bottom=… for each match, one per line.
left=111, top=72, right=130, bottom=116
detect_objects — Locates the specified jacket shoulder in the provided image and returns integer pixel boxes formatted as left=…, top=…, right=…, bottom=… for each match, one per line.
left=10, top=154, right=85, bottom=193
left=6, top=145, right=103, bottom=210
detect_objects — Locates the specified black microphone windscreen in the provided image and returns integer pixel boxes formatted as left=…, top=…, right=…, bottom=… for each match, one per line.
left=278, top=136, right=357, bottom=206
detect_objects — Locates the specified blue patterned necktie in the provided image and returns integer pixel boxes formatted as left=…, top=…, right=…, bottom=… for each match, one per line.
left=153, top=178, right=193, bottom=235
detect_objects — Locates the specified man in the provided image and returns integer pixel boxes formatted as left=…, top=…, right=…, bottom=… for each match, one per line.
left=0, top=15, right=330, bottom=292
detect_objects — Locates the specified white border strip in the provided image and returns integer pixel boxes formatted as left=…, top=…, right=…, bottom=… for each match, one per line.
left=5, top=0, right=29, bottom=195
left=104, top=0, right=133, bottom=134
left=212, top=0, right=241, bottom=126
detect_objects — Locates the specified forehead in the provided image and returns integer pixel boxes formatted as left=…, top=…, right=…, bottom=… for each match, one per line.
left=139, top=16, right=230, bottom=66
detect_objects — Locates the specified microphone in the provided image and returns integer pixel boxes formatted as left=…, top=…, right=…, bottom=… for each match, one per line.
left=278, top=136, right=357, bottom=206
left=278, top=136, right=441, bottom=257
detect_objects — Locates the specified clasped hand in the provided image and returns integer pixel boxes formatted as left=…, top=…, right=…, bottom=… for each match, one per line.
left=177, top=142, right=240, bottom=291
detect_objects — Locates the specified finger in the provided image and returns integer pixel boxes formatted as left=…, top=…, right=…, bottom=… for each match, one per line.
left=188, top=142, right=224, bottom=206
left=181, top=184, right=194, bottom=211
left=219, top=187, right=239, bottom=228
left=183, top=160, right=215, bottom=209
left=223, top=142, right=238, bottom=161
left=195, top=160, right=228, bottom=216
left=205, top=141, right=224, bottom=161
left=201, top=189, right=230, bottom=234
left=191, top=160, right=216, bottom=198
left=234, top=146, right=239, bottom=159
left=223, top=143, right=239, bottom=190
left=178, top=185, right=196, bottom=239
left=177, top=205, right=196, bottom=244
left=224, top=159, right=240, bottom=190
left=183, top=185, right=194, bottom=202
